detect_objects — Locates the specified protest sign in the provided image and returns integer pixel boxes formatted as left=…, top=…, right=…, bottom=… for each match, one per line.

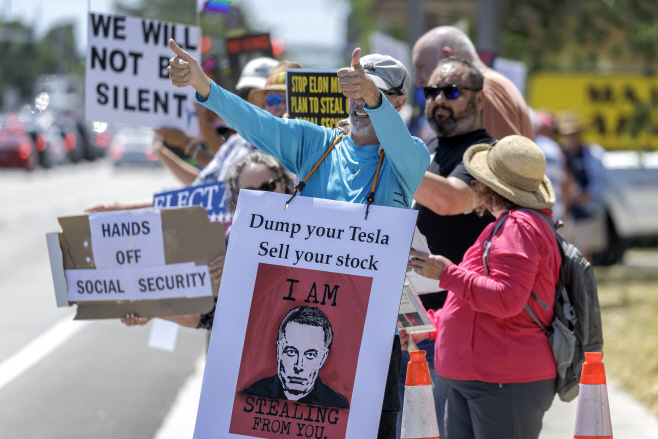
left=193, top=191, right=417, bottom=439
left=397, top=282, right=436, bottom=335
left=85, top=12, right=201, bottom=135
left=153, top=182, right=232, bottom=228
left=46, top=207, right=224, bottom=320
left=286, top=69, right=349, bottom=129
left=226, top=33, right=273, bottom=90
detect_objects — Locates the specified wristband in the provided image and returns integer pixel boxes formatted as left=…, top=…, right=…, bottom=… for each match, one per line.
left=184, top=140, right=197, bottom=155
left=192, top=144, right=203, bottom=160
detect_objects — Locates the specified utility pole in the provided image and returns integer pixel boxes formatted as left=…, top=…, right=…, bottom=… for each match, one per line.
left=477, top=0, right=502, bottom=53
left=409, top=0, right=423, bottom=51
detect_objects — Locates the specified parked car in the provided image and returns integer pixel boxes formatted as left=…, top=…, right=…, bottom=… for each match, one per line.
left=51, top=113, right=85, bottom=163
left=21, top=111, right=66, bottom=168
left=592, top=151, right=658, bottom=265
left=0, top=114, right=38, bottom=170
left=108, top=126, right=160, bottom=166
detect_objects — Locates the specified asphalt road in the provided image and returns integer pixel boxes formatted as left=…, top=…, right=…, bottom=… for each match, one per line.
left=0, top=161, right=208, bottom=439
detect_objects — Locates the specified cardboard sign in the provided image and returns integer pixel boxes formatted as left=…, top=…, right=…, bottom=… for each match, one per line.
left=85, top=12, right=201, bottom=135
left=47, top=207, right=224, bottom=320
left=88, top=209, right=165, bottom=269
left=65, top=262, right=211, bottom=302
left=193, top=191, right=417, bottom=439
left=286, top=69, right=349, bottom=129
left=152, top=182, right=232, bottom=225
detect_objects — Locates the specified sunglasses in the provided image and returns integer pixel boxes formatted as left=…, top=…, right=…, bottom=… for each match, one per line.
left=265, top=94, right=283, bottom=107
left=423, top=84, right=481, bottom=101
left=380, top=89, right=403, bottom=97
left=245, top=179, right=279, bottom=192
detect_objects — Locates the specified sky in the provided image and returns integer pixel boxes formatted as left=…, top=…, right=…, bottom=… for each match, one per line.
left=6, top=0, right=349, bottom=54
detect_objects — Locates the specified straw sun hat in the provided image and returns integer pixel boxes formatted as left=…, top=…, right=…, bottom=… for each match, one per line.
left=248, top=60, right=302, bottom=107
left=463, top=135, right=556, bottom=210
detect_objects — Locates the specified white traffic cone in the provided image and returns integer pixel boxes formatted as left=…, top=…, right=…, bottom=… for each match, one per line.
left=573, top=352, right=612, bottom=439
left=400, top=350, right=440, bottom=439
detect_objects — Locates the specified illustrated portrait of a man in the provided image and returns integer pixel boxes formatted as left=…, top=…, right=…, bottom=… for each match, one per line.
left=242, top=306, right=350, bottom=409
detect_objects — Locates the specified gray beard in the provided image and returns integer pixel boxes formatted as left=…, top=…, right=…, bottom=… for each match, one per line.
left=427, top=98, right=478, bottom=138
left=349, top=114, right=375, bottom=140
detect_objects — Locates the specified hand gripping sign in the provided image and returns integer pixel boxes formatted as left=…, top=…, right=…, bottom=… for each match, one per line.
left=193, top=191, right=417, bottom=439
left=46, top=206, right=224, bottom=320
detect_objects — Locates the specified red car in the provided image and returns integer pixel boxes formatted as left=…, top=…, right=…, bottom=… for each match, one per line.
left=0, top=114, right=37, bottom=170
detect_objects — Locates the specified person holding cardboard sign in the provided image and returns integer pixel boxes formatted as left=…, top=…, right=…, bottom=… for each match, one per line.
left=122, top=151, right=294, bottom=328
left=167, top=38, right=429, bottom=439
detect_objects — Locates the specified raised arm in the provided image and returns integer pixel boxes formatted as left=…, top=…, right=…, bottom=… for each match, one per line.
left=336, top=48, right=429, bottom=197
left=167, top=39, right=330, bottom=175
left=368, top=99, right=430, bottom=198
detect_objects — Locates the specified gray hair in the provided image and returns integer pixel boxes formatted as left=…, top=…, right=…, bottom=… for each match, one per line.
left=278, top=306, right=333, bottom=349
left=225, top=151, right=294, bottom=212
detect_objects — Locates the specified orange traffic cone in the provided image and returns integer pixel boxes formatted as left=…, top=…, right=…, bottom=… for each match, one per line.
left=400, top=350, right=440, bottom=439
left=574, top=352, right=612, bottom=439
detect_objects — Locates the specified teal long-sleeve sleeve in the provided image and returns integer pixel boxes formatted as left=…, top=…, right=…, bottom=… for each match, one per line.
left=196, top=80, right=429, bottom=209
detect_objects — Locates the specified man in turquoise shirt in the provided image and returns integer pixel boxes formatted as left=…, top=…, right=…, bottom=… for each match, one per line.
left=168, top=39, right=429, bottom=438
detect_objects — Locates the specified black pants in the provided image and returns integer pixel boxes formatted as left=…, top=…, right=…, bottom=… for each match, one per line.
left=442, top=376, right=556, bottom=439
left=377, top=335, right=401, bottom=439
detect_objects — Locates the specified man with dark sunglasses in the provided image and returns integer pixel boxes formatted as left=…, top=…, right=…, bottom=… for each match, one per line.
left=398, top=56, right=496, bottom=439
left=412, top=26, right=533, bottom=141
left=167, top=39, right=429, bottom=439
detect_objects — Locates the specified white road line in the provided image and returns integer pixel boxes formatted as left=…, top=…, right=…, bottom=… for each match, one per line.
left=0, top=317, right=92, bottom=391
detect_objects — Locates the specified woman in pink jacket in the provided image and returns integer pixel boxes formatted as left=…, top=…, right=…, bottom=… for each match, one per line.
left=407, top=135, right=561, bottom=439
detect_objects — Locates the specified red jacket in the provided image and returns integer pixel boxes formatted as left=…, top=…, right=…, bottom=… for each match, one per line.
left=433, top=209, right=560, bottom=383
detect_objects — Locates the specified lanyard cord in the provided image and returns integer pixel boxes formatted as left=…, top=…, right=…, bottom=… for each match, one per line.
left=285, top=132, right=345, bottom=210
left=284, top=132, right=385, bottom=220
left=365, top=148, right=386, bottom=219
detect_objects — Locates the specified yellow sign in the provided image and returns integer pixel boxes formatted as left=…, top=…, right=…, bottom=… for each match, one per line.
left=529, top=74, right=658, bottom=150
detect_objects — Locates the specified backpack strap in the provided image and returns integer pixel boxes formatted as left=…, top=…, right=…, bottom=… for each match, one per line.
left=524, top=303, right=551, bottom=336
left=482, top=208, right=559, bottom=334
left=482, top=212, right=510, bottom=276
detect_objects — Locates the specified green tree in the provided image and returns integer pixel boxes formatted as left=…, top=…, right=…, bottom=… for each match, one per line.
left=0, top=20, right=81, bottom=105
left=113, top=0, right=254, bottom=40
left=502, top=0, right=658, bottom=73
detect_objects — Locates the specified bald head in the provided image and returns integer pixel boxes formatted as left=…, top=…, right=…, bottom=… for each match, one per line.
left=412, top=26, right=482, bottom=87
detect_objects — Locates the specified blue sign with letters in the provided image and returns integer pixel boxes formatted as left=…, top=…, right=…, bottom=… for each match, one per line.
left=152, top=182, right=231, bottom=224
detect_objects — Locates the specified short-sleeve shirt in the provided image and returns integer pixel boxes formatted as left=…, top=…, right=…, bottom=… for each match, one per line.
left=415, top=129, right=496, bottom=310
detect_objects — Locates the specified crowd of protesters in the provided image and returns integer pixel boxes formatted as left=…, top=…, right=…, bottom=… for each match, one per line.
left=87, top=24, right=609, bottom=439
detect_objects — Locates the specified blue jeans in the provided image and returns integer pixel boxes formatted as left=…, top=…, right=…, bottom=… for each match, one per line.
left=396, top=338, right=448, bottom=438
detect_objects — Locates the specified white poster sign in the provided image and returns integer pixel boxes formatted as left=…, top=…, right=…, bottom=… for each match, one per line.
left=89, top=209, right=165, bottom=269
left=65, top=262, right=212, bottom=302
left=193, top=191, right=417, bottom=439
left=85, top=12, right=200, bottom=135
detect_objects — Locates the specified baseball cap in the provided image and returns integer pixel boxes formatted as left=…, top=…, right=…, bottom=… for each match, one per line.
left=236, top=57, right=279, bottom=90
left=360, top=54, right=410, bottom=96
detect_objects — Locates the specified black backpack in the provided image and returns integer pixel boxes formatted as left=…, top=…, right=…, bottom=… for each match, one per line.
left=484, top=208, right=603, bottom=402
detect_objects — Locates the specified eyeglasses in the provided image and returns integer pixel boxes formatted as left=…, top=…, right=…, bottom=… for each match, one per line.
left=423, top=84, right=481, bottom=101
left=245, top=179, right=279, bottom=192
left=265, top=94, right=283, bottom=107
